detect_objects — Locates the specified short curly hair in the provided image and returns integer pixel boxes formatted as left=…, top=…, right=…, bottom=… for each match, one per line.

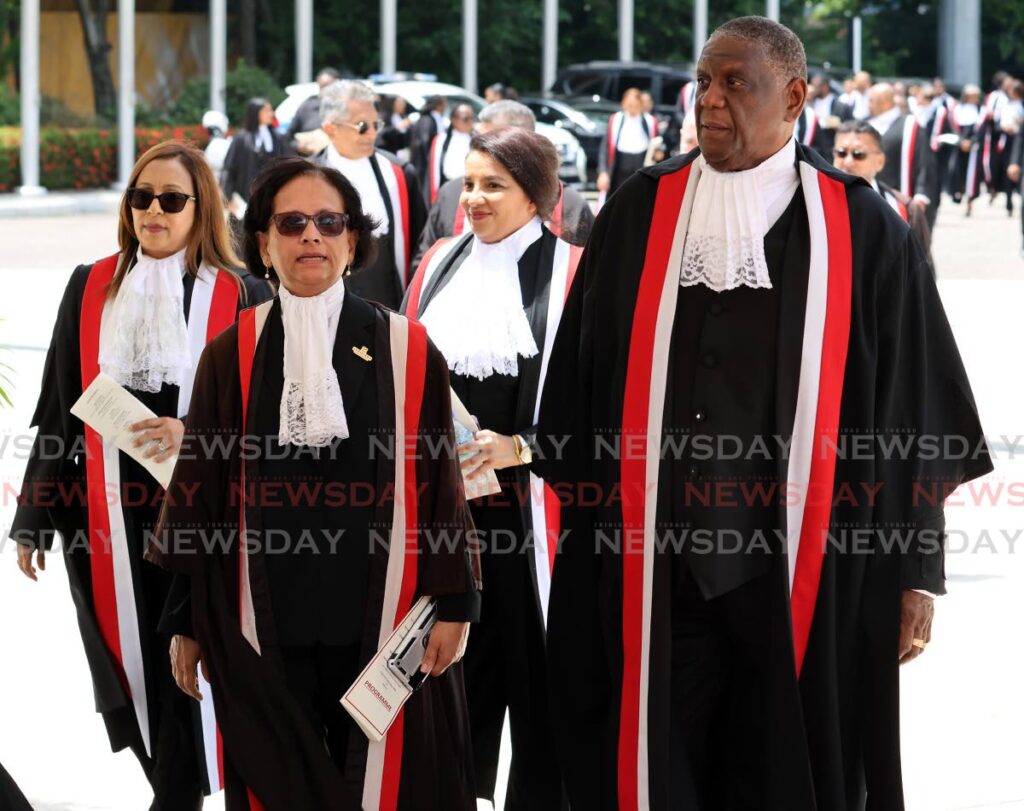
left=242, top=157, right=379, bottom=283
left=706, top=16, right=807, bottom=84
left=468, top=127, right=560, bottom=219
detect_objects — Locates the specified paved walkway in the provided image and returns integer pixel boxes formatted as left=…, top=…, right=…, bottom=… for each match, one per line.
left=0, top=194, right=1021, bottom=810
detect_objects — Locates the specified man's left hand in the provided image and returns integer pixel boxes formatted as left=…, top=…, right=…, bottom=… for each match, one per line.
left=898, top=590, right=934, bottom=665
left=420, top=621, right=469, bottom=677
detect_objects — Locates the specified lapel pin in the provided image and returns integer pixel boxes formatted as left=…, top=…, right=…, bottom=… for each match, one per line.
left=352, top=346, right=373, bottom=362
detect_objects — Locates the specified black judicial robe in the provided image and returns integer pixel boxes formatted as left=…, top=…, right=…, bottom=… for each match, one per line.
left=878, top=114, right=935, bottom=208
left=0, top=762, right=31, bottom=811
left=403, top=226, right=579, bottom=808
left=146, top=295, right=480, bottom=811
left=8, top=258, right=270, bottom=789
left=535, top=144, right=992, bottom=810
left=312, top=148, right=427, bottom=310
left=410, top=176, right=594, bottom=271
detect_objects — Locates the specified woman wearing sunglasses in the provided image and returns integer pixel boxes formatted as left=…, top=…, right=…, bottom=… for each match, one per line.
left=10, top=140, right=272, bottom=808
left=313, top=79, right=427, bottom=310
left=222, top=97, right=293, bottom=219
left=403, top=126, right=580, bottom=810
left=150, top=157, right=480, bottom=809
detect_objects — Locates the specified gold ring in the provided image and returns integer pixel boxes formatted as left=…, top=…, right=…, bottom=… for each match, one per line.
left=157, top=442, right=168, bottom=453
left=912, top=638, right=927, bottom=650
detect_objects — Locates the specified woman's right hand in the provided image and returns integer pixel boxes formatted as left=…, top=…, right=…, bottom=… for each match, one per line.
left=170, top=635, right=208, bottom=701
left=597, top=171, right=611, bottom=192
left=16, top=544, right=44, bottom=581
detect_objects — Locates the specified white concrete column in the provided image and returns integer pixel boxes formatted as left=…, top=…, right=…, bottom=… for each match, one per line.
left=852, top=15, right=862, bottom=74
left=619, top=0, right=634, bottom=62
left=296, top=0, right=313, bottom=84
left=210, top=0, right=227, bottom=114
left=463, top=0, right=477, bottom=94
left=693, top=0, right=707, bottom=66
left=766, top=0, right=780, bottom=22
left=381, top=0, right=397, bottom=75
left=18, top=0, right=44, bottom=195
left=542, top=0, right=558, bottom=94
left=938, top=0, right=981, bottom=86
left=116, top=0, right=135, bottom=189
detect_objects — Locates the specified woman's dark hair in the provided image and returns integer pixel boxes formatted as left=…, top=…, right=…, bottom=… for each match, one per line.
left=242, top=157, right=379, bottom=283
left=243, top=97, right=270, bottom=133
left=469, top=127, right=560, bottom=219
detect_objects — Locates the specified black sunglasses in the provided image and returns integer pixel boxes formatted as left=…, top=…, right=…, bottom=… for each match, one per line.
left=126, top=188, right=196, bottom=213
left=270, top=210, right=350, bottom=237
left=342, top=119, right=384, bottom=135
left=832, top=148, right=874, bottom=161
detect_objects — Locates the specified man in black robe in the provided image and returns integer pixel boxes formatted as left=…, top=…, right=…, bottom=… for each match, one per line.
left=286, top=67, right=339, bottom=155
left=868, top=82, right=937, bottom=228
left=411, top=100, right=594, bottom=270
left=312, top=80, right=426, bottom=309
left=411, top=96, right=448, bottom=201
left=536, top=16, right=991, bottom=810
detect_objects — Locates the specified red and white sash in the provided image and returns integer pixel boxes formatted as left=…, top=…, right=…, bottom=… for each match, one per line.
left=616, top=159, right=852, bottom=811
left=79, top=254, right=237, bottom=764
left=930, top=105, right=949, bottom=152
left=679, top=81, right=697, bottom=115
left=900, top=115, right=919, bottom=197
left=406, top=232, right=581, bottom=623
left=235, top=303, right=428, bottom=811
left=883, top=190, right=909, bottom=223
left=376, top=152, right=412, bottom=291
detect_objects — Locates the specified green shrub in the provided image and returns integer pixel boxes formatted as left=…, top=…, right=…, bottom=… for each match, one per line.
left=0, top=125, right=210, bottom=192
left=171, top=59, right=286, bottom=128
left=0, top=84, right=17, bottom=127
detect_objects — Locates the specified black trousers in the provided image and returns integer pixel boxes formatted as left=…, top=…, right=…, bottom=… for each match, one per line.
left=610, top=151, right=647, bottom=195
left=462, top=500, right=563, bottom=810
left=668, top=561, right=812, bottom=811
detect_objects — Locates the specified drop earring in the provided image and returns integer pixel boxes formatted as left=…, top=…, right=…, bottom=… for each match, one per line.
left=264, top=264, right=271, bottom=280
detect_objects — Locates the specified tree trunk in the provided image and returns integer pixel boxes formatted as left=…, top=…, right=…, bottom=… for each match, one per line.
left=75, top=0, right=117, bottom=122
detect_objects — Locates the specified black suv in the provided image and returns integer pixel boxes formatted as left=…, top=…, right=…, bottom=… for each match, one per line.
left=549, top=61, right=694, bottom=118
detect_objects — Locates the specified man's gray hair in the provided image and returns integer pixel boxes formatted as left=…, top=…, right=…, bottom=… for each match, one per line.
left=478, top=100, right=536, bottom=131
left=706, top=16, right=807, bottom=84
left=320, top=80, right=378, bottom=125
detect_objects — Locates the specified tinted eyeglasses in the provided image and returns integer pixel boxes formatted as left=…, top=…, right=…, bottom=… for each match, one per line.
left=270, top=211, right=350, bottom=237
left=126, top=188, right=196, bottom=213
left=342, top=119, right=384, bottom=135
left=832, top=148, right=876, bottom=161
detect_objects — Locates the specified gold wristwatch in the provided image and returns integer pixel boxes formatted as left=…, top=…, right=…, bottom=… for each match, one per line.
left=513, top=434, right=533, bottom=465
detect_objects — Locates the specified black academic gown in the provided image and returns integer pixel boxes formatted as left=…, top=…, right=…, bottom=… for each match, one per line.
left=402, top=227, right=570, bottom=810
left=312, top=148, right=427, bottom=311
left=877, top=115, right=936, bottom=220
left=9, top=260, right=271, bottom=809
left=535, top=144, right=992, bottom=810
left=411, top=176, right=594, bottom=270
left=147, top=294, right=480, bottom=811
left=0, top=762, right=31, bottom=811
left=222, top=129, right=293, bottom=202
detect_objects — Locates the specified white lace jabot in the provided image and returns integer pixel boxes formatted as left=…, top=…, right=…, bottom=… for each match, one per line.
left=680, top=138, right=799, bottom=293
left=277, top=276, right=349, bottom=447
left=420, top=216, right=542, bottom=380
left=98, top=248, right=191, bottom=392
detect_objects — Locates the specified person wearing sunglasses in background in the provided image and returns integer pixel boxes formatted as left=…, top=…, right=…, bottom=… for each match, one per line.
left=834, top=119, right=933, bottom=264
left=151, top=158, right=480, bottom=810
left=425, top=102, right=476, bottom=205
left=9, top=140, right=272, bottom=810
left=222, top=97, right=294, bottom=220
left=313, top=80, right=427, bottom=310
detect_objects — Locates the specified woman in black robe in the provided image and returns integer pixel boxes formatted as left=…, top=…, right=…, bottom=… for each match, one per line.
left=10, top=140, right=272, bottom=810
left=151, top=157, right=481, bottom=811
left=222, top=97, right=293, bottom=213
left=403, top=127, right=581, bottom=811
